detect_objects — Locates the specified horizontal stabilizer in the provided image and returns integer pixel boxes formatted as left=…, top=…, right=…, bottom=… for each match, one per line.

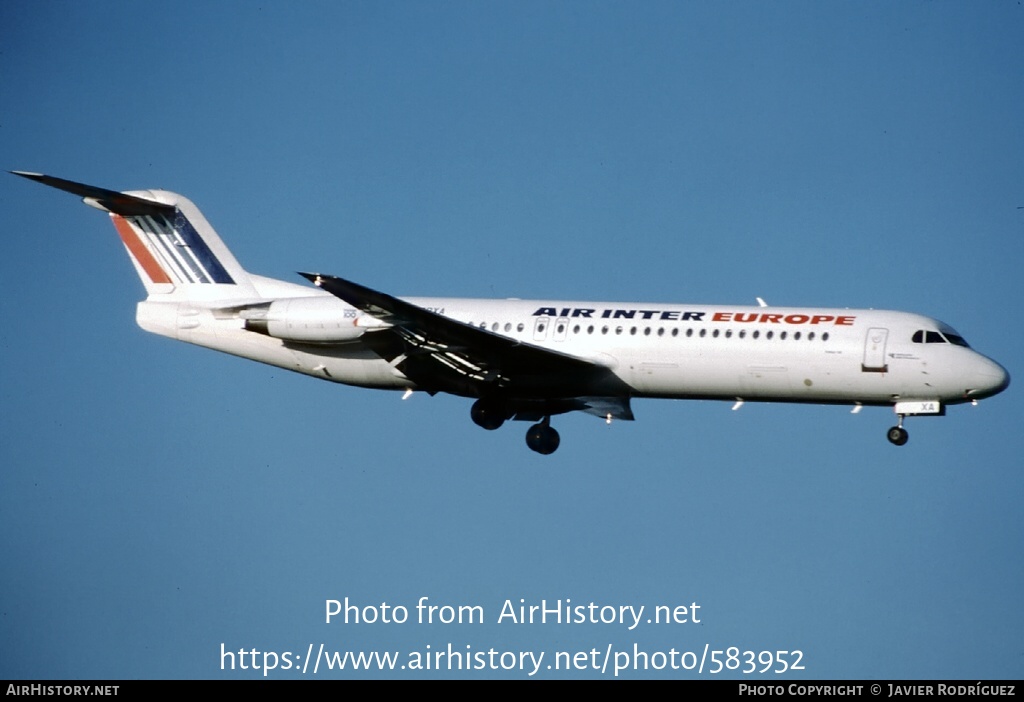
left=12, top=171, right=260, bottom=300
left=10, top=171, right=174, bottom=217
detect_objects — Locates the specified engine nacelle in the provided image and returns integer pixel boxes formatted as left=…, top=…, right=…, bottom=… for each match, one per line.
left=243, top=296, right=387, bottom=343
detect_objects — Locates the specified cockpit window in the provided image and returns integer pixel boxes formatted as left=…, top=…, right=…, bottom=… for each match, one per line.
left=912, top=329, right=970, bottom=347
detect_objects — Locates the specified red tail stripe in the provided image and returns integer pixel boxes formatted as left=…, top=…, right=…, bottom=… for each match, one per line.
left=111, top=214, right=172, bottom=285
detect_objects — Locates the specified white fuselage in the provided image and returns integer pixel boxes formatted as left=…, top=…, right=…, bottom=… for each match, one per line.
left=136, top=284, right=1009, bottom=409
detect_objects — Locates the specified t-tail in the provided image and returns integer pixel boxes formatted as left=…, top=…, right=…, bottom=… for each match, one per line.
left=11, top=171, right=261, bottom=302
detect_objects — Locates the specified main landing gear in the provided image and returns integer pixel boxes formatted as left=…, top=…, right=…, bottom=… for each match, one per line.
left=470, top=398, right=506, bottom=431
left=887, top=416, right=909, bottom=446
left=470, top=399, right=561, bottom=455
left=525, top=417, right=560, bottom=455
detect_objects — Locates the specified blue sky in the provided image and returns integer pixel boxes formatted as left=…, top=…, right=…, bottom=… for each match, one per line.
left=1, top=1, right=1021, bottom=679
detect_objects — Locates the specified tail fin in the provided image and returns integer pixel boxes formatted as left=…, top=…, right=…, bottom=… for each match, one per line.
left=11, top=171, right=260, bottom=301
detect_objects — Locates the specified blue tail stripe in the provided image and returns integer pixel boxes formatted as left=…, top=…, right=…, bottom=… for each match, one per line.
left=133, top=214, right=203, bottom=283
left=147, top=210, right=235, bottom=285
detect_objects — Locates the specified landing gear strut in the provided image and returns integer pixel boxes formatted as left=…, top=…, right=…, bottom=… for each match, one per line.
left=525, top=417, right=560, bottom=455
left=887, top=416, right=909, bottom=446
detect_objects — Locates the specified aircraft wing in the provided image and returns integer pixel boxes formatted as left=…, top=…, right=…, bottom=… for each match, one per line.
left=298, top=272, right=634, bottom=419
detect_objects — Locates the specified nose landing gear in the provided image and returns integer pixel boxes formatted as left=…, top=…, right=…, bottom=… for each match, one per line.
left=887, top=416, right=909, bottom=446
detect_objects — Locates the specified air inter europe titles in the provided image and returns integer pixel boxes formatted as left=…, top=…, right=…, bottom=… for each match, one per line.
left=531, top=307, right=856, bottom=326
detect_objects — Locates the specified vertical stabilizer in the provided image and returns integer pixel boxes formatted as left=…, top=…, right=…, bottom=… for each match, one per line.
left=11, top=171, right=260, bottom=302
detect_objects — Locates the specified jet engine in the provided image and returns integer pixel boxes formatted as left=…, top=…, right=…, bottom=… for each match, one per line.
left=242, top=296, right=388, bottom=343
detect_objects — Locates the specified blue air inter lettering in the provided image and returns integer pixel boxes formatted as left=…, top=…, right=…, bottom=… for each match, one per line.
left=529, top=307, right=596, bottom=318
left=531, top=308, right=855, bottom=325
left=530, top=307, right=707, bottom=321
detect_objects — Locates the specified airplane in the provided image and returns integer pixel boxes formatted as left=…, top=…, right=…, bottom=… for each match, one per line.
left=12, top=171, right=1010, bottom=455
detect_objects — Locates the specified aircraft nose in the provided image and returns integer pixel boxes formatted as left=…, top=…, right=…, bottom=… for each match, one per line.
left=969, top=357, right=1010, bottom=399
left=991, top=362, right=1011, bottom=394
